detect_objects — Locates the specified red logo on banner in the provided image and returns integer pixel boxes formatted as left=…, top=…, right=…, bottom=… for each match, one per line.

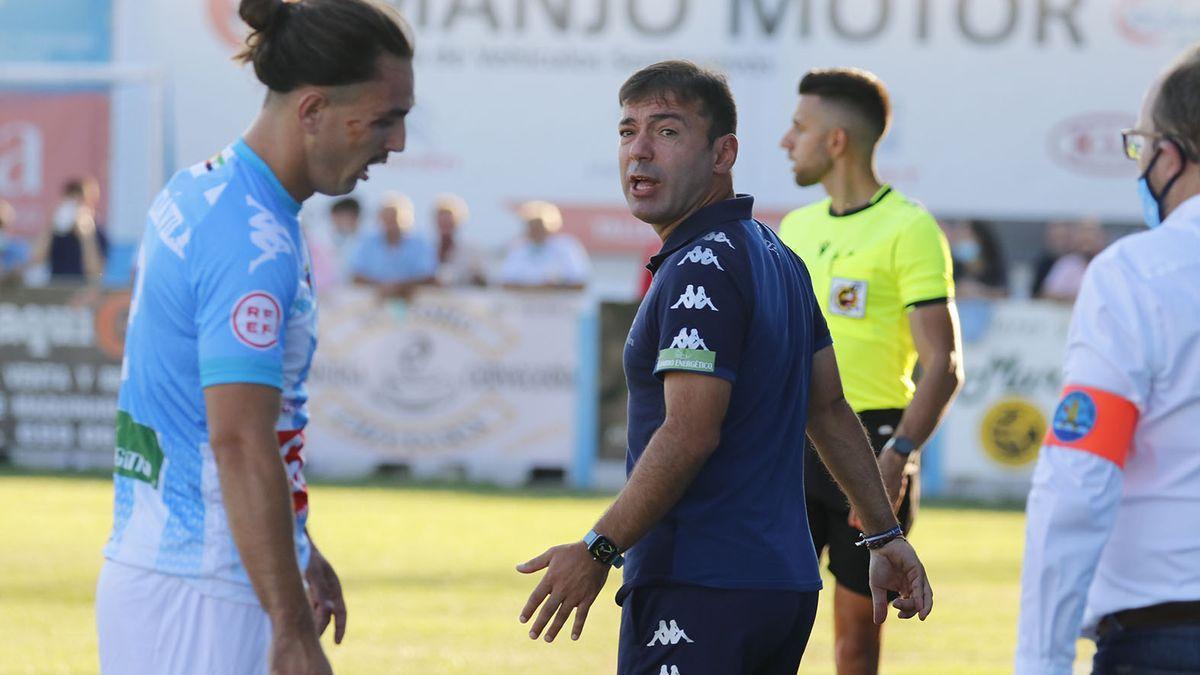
left=1047, top=112, right=1136, bottom=178
left=0, top=93, right=110, bottom=237
left=231, top=291, right=282, bottom=349
left=208, top=0, right=245, bottom=50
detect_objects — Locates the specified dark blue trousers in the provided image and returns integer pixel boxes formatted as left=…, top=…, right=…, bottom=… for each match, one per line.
left=1092, top=624, right=1200, bottom=674
left=617, top=584, right=819, bottom=675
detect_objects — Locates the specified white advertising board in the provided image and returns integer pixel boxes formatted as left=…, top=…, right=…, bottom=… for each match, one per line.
left=303, top=287, right=584, bottom=484
left=934, top=299, right=1072, bottom=501
left=112, top=0, right=1200, bottom=252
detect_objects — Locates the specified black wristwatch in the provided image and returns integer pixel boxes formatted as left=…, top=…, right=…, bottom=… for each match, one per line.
left=882, top=435, right=917, bottom=457
left=584, top=530, right=624, bottom=569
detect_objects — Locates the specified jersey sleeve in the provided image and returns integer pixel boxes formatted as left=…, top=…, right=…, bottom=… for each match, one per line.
left=895, top=213, right=954, bottom=307
left=651, top=247, right=749, bottom=383
left=192, top=203, right=299, bottom=390
left=1060, top=252, right=1154, bottom=409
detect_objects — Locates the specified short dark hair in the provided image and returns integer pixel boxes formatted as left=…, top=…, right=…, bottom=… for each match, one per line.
left=63, top=179, right=85, bottom=198
left=618, top=60, right=737, bottom=144
left=330, top=197, right=361, bottom=216
left=798, top=68, right=891, bottom=144
left=1152, top=47, right=1200, bottom=160
left=236, top=0, right=415, bottom=93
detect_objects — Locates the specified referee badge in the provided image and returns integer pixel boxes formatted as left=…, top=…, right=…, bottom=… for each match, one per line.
left=829, top=278, right=868, bottom=319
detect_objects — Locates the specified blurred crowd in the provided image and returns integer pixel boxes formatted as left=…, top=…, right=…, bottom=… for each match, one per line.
left=306, top=192, right=592, bottom=298
left=941, top=216, right=1117, bottom=303
left=0, top=177, right=110, bottom=287
left=0, top=177, right=1129, bottom=306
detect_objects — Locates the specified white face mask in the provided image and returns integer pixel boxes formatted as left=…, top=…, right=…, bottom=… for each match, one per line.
left=52, top=200, right=79, bottom=235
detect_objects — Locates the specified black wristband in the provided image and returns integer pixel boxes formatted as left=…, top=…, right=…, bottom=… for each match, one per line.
left=855, top=525, right=904, bottom=550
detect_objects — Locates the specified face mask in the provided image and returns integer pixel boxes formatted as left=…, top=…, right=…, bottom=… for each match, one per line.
left=1137, top=145, right=1186, bottom=229
left=952, top=241, right=981, bottom=264
left=52, top=200, right=79, bottom=235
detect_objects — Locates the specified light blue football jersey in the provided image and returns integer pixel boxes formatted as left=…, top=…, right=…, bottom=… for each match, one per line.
left=104, top=139, right=318, bottom=602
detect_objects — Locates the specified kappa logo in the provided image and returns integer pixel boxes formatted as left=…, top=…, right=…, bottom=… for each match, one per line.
left=670, top=285, right=718, bottom=311
left=702, top=231, right=735, bottom=249
left=647, top=620, right=693, bottom=646
left=677, top=246, right=724, bottom=270
left=659, top=667, right=681, bottom=675
left=668, top=327, right=708, bottom=350
left=246, top=195, right=297, bottom=273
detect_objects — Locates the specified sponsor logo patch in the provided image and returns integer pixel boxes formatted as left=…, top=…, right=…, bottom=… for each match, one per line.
left=1052, top=390, right=1097, bottom=443
left=114, top=410, right=165, bottom=488
left=828, top=277, right=868, bottom=319
left=231, top=291, right=282, bottom=349
left=657, top=327, right=716, bottom=372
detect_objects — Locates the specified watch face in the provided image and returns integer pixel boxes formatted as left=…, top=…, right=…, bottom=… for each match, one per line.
left=595, top=541, right=616, bottom=561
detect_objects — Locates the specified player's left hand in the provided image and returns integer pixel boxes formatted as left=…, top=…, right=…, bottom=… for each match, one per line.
left=516, top=541, right=610, bottom=643
left=305, top=546, right=348, bottom=644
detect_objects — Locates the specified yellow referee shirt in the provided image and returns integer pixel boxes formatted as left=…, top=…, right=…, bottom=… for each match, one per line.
left=779, top=186, right=953, bottom=413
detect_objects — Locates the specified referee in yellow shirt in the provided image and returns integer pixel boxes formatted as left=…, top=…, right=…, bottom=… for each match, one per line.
left=778, top=68, right=964, bottom=675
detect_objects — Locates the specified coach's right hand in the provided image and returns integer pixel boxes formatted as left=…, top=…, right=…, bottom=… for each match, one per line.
left=867, top=537, right=933, bottom=625
left=270, top=619, right=334, bottom=675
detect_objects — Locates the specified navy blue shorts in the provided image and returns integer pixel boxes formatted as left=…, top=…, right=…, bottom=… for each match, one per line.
left=617, top=584, right=819, bottom=675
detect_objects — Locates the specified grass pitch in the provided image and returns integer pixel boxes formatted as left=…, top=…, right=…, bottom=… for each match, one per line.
left=0, top=472, right=1093, bottom=674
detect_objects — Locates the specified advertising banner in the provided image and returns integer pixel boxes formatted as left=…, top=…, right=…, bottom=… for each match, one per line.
left=304, top=288, right=585, bottom=484
left=0, top=286, right=128, bottom=469
left=0, top=92, right=111, bottom=238
left=935, top=300, right=1072, bottom=500
left=114, top=0, right=1200, bottom=263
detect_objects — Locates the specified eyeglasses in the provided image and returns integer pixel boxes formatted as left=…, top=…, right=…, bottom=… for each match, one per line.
left=1121, top=128, right=1199, bottom=162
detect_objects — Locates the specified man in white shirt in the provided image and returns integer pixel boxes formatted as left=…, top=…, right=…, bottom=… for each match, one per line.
left=497, top=200, right=590, bottom=289
left=1016, top=45, right=1200, bottom=674
left=432, top=193, right=487, bottom=286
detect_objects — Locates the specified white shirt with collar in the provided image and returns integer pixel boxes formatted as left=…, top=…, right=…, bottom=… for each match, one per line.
left=1016, top=194, right=1200, bottom=674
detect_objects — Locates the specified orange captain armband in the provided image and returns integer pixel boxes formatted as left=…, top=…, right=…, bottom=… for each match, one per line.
left=1044, top=385, right=1139, bottom=468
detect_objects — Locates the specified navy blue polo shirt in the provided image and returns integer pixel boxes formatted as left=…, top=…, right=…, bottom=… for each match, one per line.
left=619, top=194, right=831, bottom=602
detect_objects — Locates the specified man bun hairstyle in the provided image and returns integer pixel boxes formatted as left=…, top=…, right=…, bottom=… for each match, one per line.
left=235, top=0, right=415, bottom=93
left=619, top=60, right=737, bottom=145
left=1152, top=46, right=1200, bottom=160
left=798, top=67, right=891, bottom=145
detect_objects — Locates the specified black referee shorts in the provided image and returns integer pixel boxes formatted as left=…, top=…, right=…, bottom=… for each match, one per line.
left=805, top=409, right=917, bottom=598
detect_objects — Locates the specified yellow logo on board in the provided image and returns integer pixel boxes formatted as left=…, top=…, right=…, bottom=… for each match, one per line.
left=980, top=398, right=1046, bottom=467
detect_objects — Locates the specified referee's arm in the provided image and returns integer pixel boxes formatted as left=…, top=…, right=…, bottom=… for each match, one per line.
left=894, top=301, right=964, bottom=448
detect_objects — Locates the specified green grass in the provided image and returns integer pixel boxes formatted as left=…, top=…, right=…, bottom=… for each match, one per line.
left=0, top=473, right=1094, bottom=674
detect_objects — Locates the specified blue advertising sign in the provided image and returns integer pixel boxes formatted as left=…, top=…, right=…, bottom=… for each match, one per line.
left=0, top=0, right=111, bottom=62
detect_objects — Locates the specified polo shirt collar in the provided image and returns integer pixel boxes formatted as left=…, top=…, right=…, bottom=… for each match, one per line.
left=647, top=194, right=754, bottom=272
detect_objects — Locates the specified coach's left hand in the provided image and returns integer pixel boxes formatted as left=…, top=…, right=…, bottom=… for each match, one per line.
left=305, top=547, right=348, bottom=644
left=517, top=542, right=610, bottom=643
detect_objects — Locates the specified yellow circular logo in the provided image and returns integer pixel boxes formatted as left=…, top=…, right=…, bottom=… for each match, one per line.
left=980, top=398, right=1046, bottom=467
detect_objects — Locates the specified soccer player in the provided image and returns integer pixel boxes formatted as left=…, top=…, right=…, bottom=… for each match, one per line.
left=516, top=60, right=933, bottom=674
left=94, top=1, right=414, bottom=673
left=777, top=68, right=962, bottom=675
left=1016, top=46, right=1200, bottom=674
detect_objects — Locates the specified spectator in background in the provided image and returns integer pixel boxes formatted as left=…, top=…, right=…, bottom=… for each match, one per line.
left=1038, top=219, right=1109, bottom=302
left=497, top=200, right=590, bottom=289
left=949, top=219, right=1008, bottom=299
left=308, top=196, right=363, bottom=289
left=35, top=179, right=107, bottom=283
left=432, top=193, right=487, bottom=286
left=0, top=199, right=30, bottom=285
left=350, top=192, right=436, bottom=298
left=1030, top=220, right=1073, bottom=296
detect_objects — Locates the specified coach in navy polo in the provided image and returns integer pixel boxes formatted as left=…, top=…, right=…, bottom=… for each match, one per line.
left=517, top=60, right=933, bottom=674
